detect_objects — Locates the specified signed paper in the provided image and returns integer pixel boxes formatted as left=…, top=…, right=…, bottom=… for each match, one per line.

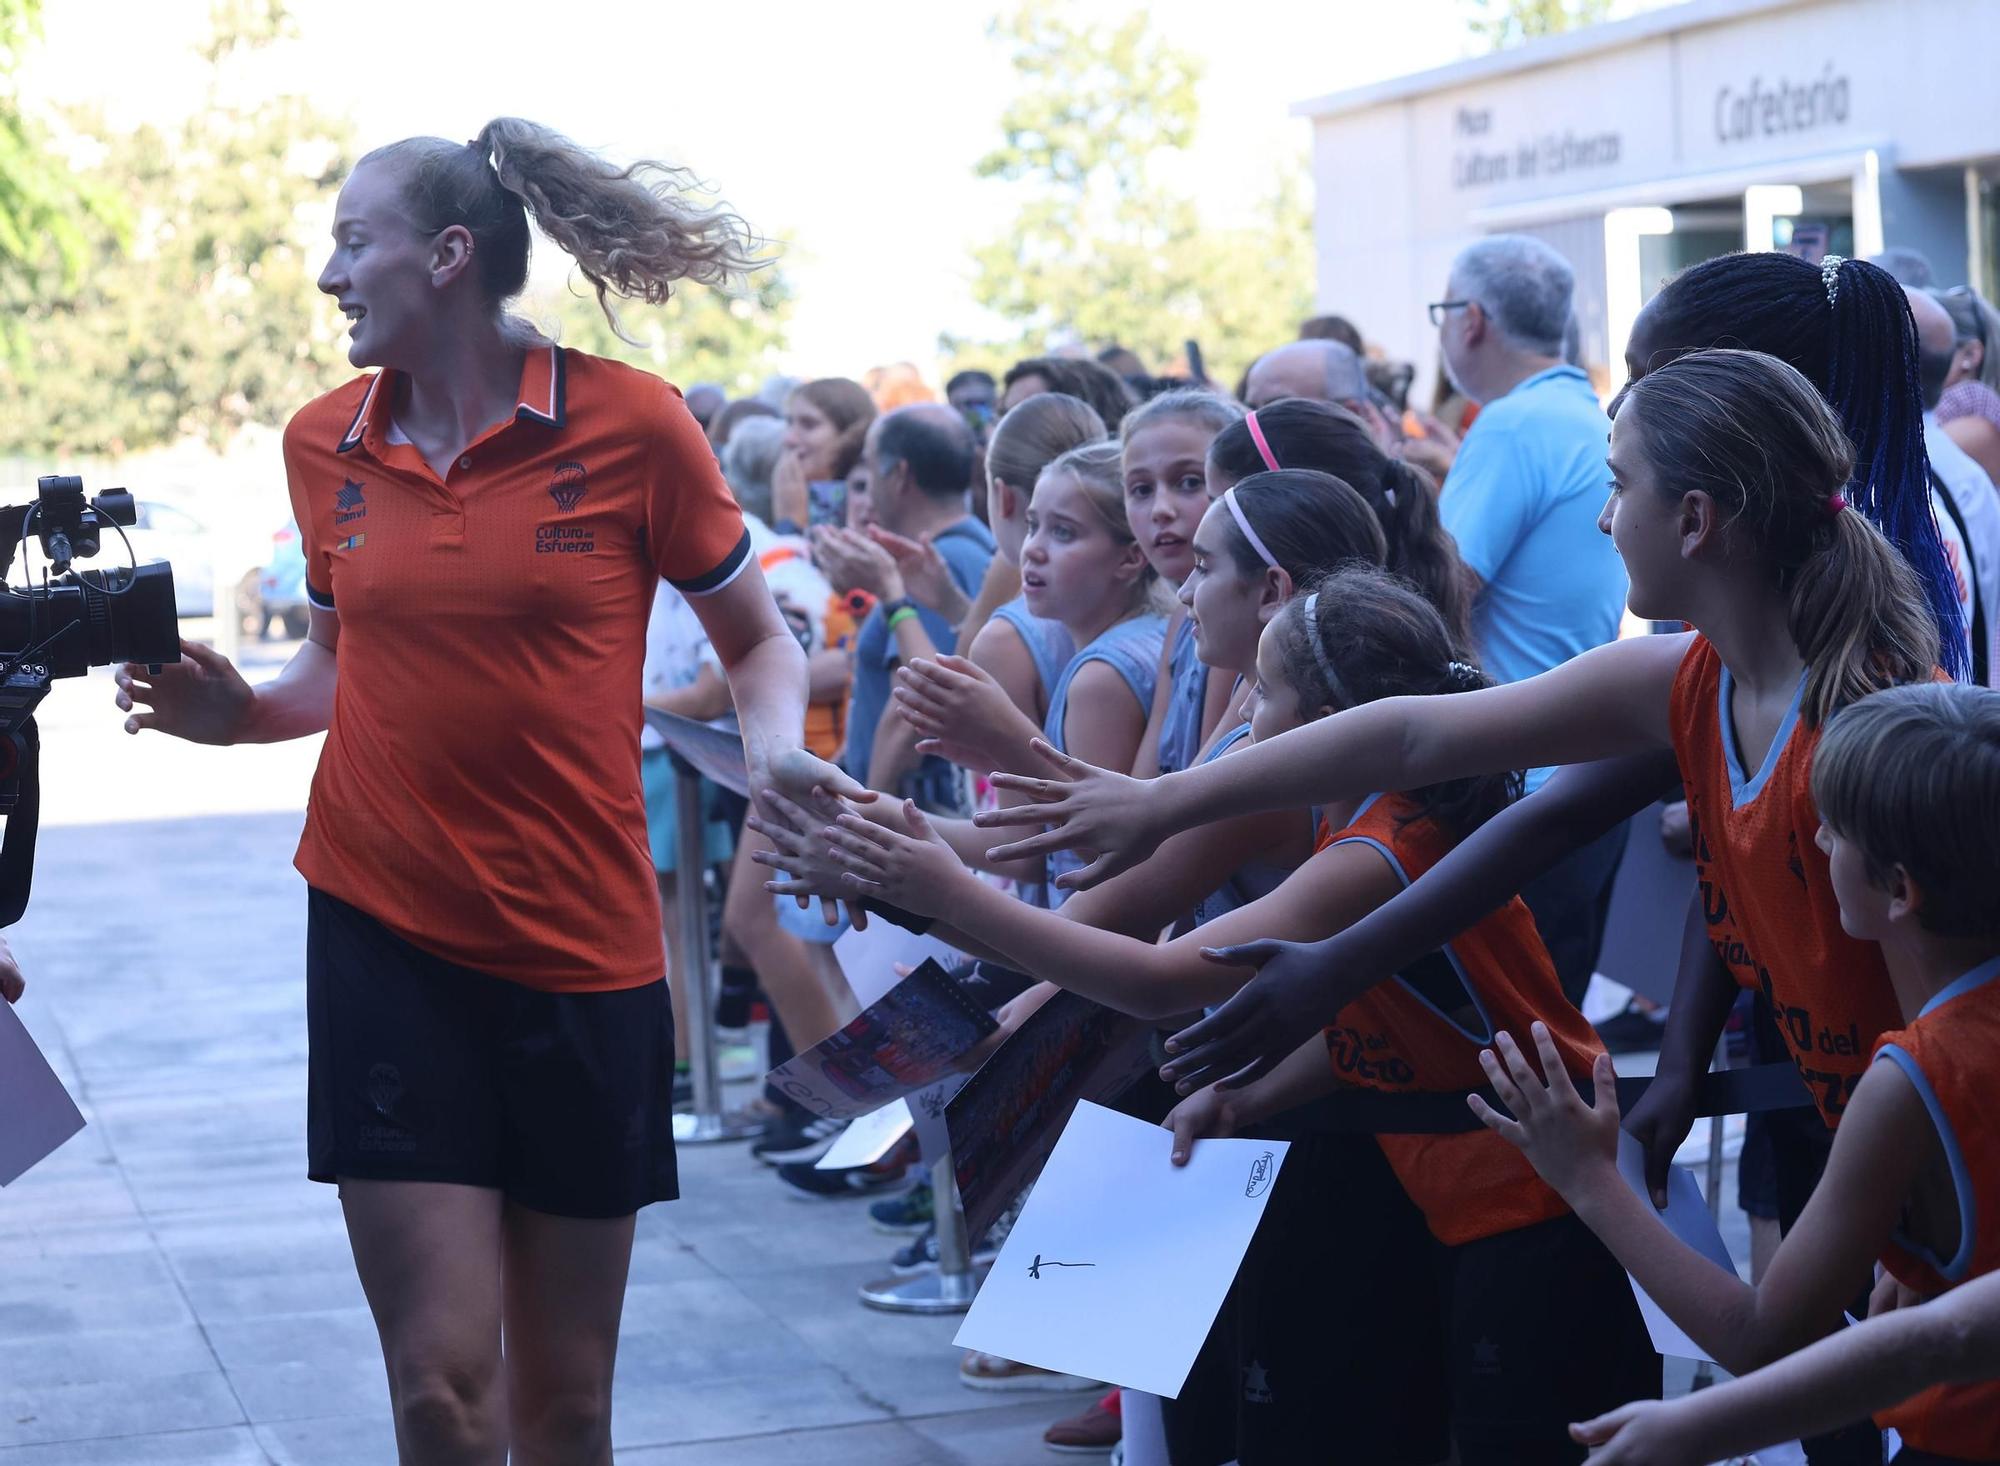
left=955, top=1100, right=1288, bottom=1398
left=815, top=1098, right=915, bottom=1171
left=0, top=1000, right=85, bottom=1186
left=765, top=960, right=995, bottom=1121
left=1616, top=1130, right=1740, bottom=1361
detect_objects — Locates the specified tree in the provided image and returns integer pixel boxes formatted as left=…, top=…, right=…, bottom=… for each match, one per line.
left=1464, top=0, right=1613, bottom=49
left=529, top=259, right=793, bottom=397
left=960, top=2, right=1313, bottom=386
left=0, top=0, right=123, bottom=318
left=0, top=0, right=353, bottom=457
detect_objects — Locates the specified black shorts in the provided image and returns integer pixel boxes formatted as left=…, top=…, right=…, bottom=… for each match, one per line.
left=1440, top=1210, right=1662, bottom=1466
left=305, top=888, right=679, bottom=1219
left=1161, top=1134, right=1452, bottom=1466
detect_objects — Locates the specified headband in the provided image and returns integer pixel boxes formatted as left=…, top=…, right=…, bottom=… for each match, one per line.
left=1244, top=409, right=1281, bottom=472
left=1300, top=591, right=1350, bottom=706
left=1224, top=486, right=1281, bottom=571
left=1821, top=254, right=1845, bottom=309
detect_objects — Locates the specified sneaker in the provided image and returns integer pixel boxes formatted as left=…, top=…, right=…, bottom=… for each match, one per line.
left=774, top=1158, right=907, bottom=1200
left=1043, top=1392, right=1121, bottom=1453
left=869, top=1180, right=935, bottom=1235
left=959, top=1350, right=1100, bottom=1393
left=751, top=1113, right=844, bottom=1166
left=889, top=1225, right=999, bottom=1275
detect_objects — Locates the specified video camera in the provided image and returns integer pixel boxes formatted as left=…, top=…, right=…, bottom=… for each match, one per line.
left=0, top=475, right=182, bottom=925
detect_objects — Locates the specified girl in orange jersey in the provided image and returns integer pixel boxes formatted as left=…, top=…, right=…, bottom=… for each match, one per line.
left=982, top=348, right=1940, bottom=1141
left=1478, top=681, right=2000, bottom=1466
left=802, top=566, right=1658, bottom=1464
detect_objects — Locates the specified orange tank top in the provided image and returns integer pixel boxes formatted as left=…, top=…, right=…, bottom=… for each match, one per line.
left=1669, top=637, right=1903, bottom=1126
left=1871, top=958, right=2000, bottom=1456
left=1320, top=794, right=1605, bottom=1246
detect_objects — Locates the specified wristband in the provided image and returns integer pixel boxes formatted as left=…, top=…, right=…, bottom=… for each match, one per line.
left=885, top=601, right=921, bottom=631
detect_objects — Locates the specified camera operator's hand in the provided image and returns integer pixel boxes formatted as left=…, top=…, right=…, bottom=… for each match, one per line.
left=0, top=934, right=23, bottom=1004
left=116, top=639, right=256, bottom=745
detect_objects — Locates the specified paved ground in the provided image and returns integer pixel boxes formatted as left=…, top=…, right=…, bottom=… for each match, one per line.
left=0, top=641, right=1764, bottom=1463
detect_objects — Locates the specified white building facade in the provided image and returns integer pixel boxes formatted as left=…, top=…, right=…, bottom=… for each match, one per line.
left=1297, top=0, right=2000, bottom=393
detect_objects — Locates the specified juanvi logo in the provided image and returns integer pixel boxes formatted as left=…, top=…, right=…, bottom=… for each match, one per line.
left=1245, top=1150, right=1275, bottom=1199
left=334, top=478, right=367, bottom=527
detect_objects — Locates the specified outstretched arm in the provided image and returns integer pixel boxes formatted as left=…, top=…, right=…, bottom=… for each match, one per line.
left=977, top=633, right=1690, bottom=889
left=1473, top=1029, right=1925, bottom=1378
left=1158, top=752, right=1678, bottom=1092
left=1571, top=1269, right=2000, bottom=1465
left=822, top=810, right=1401, bottom=1020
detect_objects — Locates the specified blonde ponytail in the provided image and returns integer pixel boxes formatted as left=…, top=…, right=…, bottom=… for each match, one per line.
left=361, top=119, right=766, bottom=342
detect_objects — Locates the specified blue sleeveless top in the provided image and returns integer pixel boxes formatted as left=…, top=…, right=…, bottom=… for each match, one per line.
left=1043, top=612, right=1167, bottom=903
left=1156, top=615, right=1210, bottom=776
left=989, top=596, right=1076, bottom=710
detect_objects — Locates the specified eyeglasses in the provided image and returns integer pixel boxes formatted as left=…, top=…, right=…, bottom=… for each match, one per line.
left=1428, top=299, right=1473, bottom=327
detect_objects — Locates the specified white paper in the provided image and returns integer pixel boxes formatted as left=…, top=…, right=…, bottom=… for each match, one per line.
left=832, top=921, right=961, bottom=1008
left=815, top=1099, right=914, bottom=1171
left=0, top=1000, right=86, bottom=1186
left=955, top=1100, right=1288, bottom=1398
left=1616, top=1130, right=1739, bottom=1362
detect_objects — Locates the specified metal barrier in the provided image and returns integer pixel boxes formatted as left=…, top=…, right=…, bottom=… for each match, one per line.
left=669, top=752, right=758, bottom=1145
left=859, top=1153, right=983, bottom=1313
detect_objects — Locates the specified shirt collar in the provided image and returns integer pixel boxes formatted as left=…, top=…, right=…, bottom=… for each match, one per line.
left=336, top=344, right=568, bottom=455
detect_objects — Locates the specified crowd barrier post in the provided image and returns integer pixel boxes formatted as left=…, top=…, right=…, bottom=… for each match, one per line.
left=859, top=1152, right=982, bottom=1313
left=670, top=753, right=758, bottom=1144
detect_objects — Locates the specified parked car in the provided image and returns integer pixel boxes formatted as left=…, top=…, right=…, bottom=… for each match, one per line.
left=258, top=518, right=309, bottom=640
left=125, top=499, right=214, bottom=617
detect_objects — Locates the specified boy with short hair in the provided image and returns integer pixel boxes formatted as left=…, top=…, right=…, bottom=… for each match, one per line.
left=1472, top=681, right=2000, bottom=1464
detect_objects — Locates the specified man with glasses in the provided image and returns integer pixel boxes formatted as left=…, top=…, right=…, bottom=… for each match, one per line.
left=1428, top=233, right=1629, bottom=1004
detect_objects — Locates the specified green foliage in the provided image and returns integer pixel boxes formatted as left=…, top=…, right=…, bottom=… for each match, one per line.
left=531, top=257, right=793, bottom=396
left=960, top=1, right=1313, bottom=387
left=1464, top=0, right=1613, bottom=49
left=0, top=3, right=354, bottom=457
left=0, top=0, right=124, bottom=308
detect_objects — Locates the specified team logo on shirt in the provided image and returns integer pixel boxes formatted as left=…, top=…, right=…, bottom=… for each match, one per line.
left=548, top=460, right=588, bottom=513
left=334, top=478, right=367, bottom=527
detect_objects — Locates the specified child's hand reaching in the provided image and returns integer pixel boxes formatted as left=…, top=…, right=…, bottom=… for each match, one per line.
left=1467, top=1024, right=1622, bottom=1201
left=819, top=801, right=967, bottom=917
left=893, top=656, right=1042, bottom=775
left=747, top=788, right=871, bottom=927
left=1566, top=1398, right=1706, bottom=1465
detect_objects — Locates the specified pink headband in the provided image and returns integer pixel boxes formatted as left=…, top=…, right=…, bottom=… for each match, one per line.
left=1223, top=486, right=1281, bottom=570
left=1244, top=409, right=1280, bottom=472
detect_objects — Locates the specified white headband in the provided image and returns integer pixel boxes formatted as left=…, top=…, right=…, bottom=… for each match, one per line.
left=1224, top=486, right=1280, bottom=571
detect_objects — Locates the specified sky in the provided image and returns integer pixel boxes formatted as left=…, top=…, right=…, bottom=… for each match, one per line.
left=29, top=0, right=1513, bottom=376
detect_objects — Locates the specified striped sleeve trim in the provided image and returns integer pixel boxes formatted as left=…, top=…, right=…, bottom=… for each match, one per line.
left=306, top=581, right=336, bottom=611
left=672, top=528, right=754, bottom=599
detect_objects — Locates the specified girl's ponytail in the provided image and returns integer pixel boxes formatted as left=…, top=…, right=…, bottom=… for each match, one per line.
left=1621, top=348, right=1939, bottom=724
left=1822, top=256, right=1967, bottom=679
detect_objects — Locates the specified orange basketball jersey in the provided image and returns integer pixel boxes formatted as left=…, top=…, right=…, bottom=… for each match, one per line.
left=1320, top=794, right=1605, bottom=1246
left=1871, top=958, right=2000, bottom=1457
left=1669, top=637, right=1903, bottom=1125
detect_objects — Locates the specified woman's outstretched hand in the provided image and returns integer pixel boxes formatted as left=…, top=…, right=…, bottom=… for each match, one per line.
left=975, top=740, right=1166, bottom=890
left=1159, top=936, right=1350, bottom=1093
left=746, top=787, right=868, bottom=926
left=115, top=639, right=255, bottom=744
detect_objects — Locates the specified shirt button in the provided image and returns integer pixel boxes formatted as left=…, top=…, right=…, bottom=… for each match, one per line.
left=458, top=455, right=472, bottom=470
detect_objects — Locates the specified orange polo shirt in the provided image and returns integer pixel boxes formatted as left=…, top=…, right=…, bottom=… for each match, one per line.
left=281, top=345, right=751, bottom=991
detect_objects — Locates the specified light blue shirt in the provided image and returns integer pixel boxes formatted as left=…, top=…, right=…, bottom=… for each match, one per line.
left=1440, top=364, right=1627, bottom=790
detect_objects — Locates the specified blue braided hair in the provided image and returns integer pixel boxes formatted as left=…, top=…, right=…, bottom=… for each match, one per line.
left=1629, top=251, right=1967, bottom=679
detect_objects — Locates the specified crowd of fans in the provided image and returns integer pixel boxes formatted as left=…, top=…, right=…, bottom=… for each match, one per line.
left=643, top=239, right=2000, bottom=1466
